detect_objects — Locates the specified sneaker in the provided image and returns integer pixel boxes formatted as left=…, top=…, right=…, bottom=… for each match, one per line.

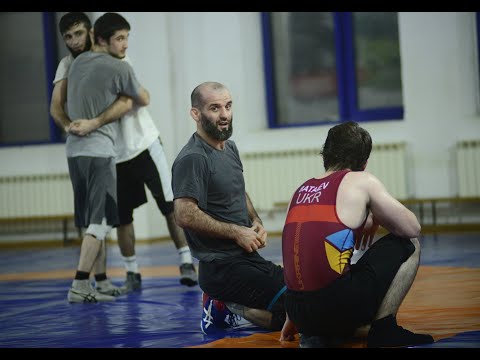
left=96, top=278, right=127, bottom=296
left=180, top=263, right=198, bottom=287
left=68, top=279, right=116, bottom=303
left=367, top=315, right=434, bottom=348
left=200, top=292, right=240, bottom=335
left=123, top=271, right=142, bottom=292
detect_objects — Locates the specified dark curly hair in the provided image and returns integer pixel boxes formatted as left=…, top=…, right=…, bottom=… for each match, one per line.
left=59, top=12, right=92, bottom=35
left=93, top=12, right=130, bottom=45
left=320, top=121, right=372, bottom=171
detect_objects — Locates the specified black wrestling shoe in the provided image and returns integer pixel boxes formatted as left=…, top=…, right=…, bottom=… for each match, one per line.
left=367, top=315, right=434, bottom=348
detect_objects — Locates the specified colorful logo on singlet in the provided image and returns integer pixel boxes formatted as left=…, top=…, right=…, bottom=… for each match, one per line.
left=325, top=229, right=355, bottom=274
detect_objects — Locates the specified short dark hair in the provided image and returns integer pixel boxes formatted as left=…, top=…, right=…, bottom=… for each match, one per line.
left=59, top=12, right=91, bottom=35
left=320, top=121, right=372, bottom=171
left=93, top=12, right=130, bottom=45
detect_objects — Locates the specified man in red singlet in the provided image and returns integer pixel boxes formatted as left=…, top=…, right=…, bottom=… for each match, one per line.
left=280, top=121, right=434, bottom=348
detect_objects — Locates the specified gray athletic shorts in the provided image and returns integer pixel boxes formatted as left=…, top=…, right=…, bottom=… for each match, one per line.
left=67, top=156, right=119, bottom=228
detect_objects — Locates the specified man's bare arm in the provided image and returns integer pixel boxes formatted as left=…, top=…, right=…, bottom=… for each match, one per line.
left=51, top=75, right=137, bottom=136
left=246, top=192, right=262, bottom=224
left=246, top=192, right=267, bottom=247
left=50, top=79, right=71, bottom=133
left=174, top=197, right=264, bottom=253
left=96, top=95, right=134, bottom=126
left=69, top=95, right=134, bottom=136
left=366, top=173, right=421, bottom=238
left=133, top=86, right=150, bottom=107
left=70, top=86, right=150, bottom=136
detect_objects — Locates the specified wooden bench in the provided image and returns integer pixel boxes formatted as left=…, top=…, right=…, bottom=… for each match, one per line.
left=400, top=197, right=480, bottom=229
left=0, top=214, right=80, bottom=245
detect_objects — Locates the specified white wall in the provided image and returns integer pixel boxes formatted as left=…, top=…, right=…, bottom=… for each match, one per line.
left=1, top=12, right=479, bottom=240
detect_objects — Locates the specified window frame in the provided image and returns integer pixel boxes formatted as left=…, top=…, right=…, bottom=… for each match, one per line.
left=261, top=12, right=404, bottom=129
left=43, top=12, right=61, bottom=144
left=477, top=12, right=480, bottom=111
left=0, top=12, right=59, bottom=148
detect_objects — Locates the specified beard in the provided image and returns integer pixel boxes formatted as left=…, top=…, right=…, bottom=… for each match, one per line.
left=68, top=35, right=92, bottom=58
left=200, top=112, right=233, bottom=141
left=109, top=51, right=125, bottom=60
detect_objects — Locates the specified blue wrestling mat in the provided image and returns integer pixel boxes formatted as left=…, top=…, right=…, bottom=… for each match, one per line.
left=0, top=234, right=479, bottom=348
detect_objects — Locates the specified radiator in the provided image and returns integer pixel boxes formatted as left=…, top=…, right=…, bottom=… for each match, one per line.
left=0, top=143, right=409, bottom=217
left=0, top=174, right=73, bottom=218
left=242, top=142, right=408, bottom=211
left=457, top=140, right=480, bottom=197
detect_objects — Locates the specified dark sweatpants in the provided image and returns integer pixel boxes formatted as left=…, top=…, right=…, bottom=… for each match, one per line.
left=285, top=233, right=415, bottom=337
left=199, top=251, right=286, bottom=329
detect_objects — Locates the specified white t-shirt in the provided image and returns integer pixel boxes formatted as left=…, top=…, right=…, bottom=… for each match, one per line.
left=53, top=53, right=159, bottom=163
left=52, top=54, right=74, bottom=116
left=53, top=54, right=74, bottom=84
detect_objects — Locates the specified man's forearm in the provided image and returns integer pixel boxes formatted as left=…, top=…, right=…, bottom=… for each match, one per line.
left=246, top=192, right=262, bottom=224
left=95, top=95, right=134, bottom=127
left=50, top=80, right=71, bottom=132
left=50, top=104, right=71, bottom=132
left=176, top=203, right=237, bottom=240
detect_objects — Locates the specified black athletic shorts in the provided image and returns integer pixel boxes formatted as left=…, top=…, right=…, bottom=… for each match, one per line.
left=116, top=143, right=174, bottom=225
left=199, top=251, right=287, bottom=329
left=285, top=233, right=415, bottom=337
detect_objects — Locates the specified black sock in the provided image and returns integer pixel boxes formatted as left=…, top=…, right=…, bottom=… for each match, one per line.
left=95, top=273, right=107, bottom=282
left=74, top=271, right=90, bottom=280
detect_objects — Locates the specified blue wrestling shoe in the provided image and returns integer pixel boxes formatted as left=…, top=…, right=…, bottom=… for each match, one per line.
left=200, top=292, right=239, bottom=335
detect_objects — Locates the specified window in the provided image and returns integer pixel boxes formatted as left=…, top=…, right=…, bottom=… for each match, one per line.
left=0, top=12, right=59, bottom=146
left=261, top=12, right=403, bottom=128
left=477, top=12, right=480, bottom=110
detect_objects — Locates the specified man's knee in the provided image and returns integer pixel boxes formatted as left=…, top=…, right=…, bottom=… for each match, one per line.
left=405, top=237, right=419, bottom=256
left=383, top=234, right=416, bottom=262
left=407, top=237, right=421, bottom=260
left=86, top=223, right=113, bottom=241
left=159, top=201, right=174, bottom=216
left=409, top=237, right=420, bottom=250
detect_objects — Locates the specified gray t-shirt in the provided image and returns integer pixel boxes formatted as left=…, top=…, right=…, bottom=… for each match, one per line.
left=172, top=133, right=250, bottom=261
left=66, top=52, right=142, bottom=158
